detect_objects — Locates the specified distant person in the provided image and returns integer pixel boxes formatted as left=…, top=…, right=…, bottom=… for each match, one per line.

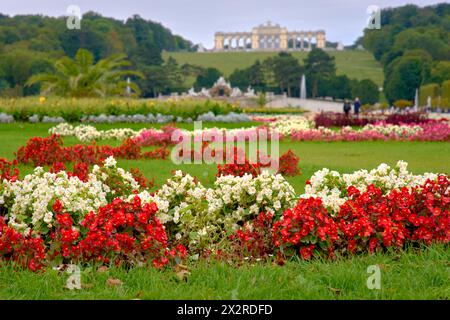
left=343, top=99, right=351, bottom=117
left=354, top=97, right=361, bottom=116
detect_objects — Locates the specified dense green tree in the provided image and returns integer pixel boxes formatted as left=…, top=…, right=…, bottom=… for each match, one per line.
left=0, top=12, right=193, bottom=96
left=26, top=48, right=142, bottom=97
left=351, top=79, right=380, bottom=104
left=229, top=60, right=267, bottom=92
left=430, top=61, right=450, bottom=84
left=268, top=52, right=303, bottom=97
left=384, top=55, right=424, bottom=103
left=138, top=65, right=171, bottom=97
left=194, top=68, right=222, bottom=89
left=361, top=3, right=450, bottom=104
left=304, top=49, right=336, bottom=98
left=165, top=57, right=185, bottom=90
left=363, top=27, right=395, bottom=61
left=0, top=47, right=53, bottom=95
left=318, top=75, right=352, bottom=100
left=392, top=28, right=450, bottom=61
left=125, top=15, right=163, bottom=66
left=59, top=27, right=109, bottom=61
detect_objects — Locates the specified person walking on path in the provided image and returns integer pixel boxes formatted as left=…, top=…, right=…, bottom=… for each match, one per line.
left=354, top=97, right=361, bottom=116
left=343, top=99, right=351, bottom=117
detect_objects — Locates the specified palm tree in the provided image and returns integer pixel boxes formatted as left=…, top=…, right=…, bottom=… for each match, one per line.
left=26, top=49, right=143, bottom=97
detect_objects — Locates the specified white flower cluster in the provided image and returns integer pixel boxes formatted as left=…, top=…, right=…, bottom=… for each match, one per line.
left=268, top=115, right=313, bottom=135
left=0, top=156, right=140, bottom=234
left=49, top=123, right=273, bottom=143
left=1, top=168, right=109, bottom=234
left=49, top=123, right=143, bottom=142
left=361, top=124, right=423, bottom=137
left=302, top=161, right=439, bottom=215
left=130, top=170, right=296, bottom=250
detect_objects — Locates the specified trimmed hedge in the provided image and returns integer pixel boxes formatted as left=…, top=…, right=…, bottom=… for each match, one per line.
left=0, top=97, right=241, bottom=122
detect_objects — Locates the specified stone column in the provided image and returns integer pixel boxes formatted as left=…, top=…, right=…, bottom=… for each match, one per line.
left=251, top=33, right=259, bottom=50
left=280, top=31, right=288, bottom=50
left=316, top=32, right=326, bottom=49
left=214, top=34, right=224, bottom=51
left=300, top=33, right=304, bottom=51
left=292, top=35, right=297, bottom=50
left=226, top=35, right=232, bottom=51
left=308, top=32, right=313, bottom=50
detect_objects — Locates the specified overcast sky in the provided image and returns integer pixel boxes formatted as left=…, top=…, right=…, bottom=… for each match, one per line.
left=0, top=0, right=443, bottom=47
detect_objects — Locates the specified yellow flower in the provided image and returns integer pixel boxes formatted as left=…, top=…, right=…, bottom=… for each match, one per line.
left=39, top=96, right=46, bottom=104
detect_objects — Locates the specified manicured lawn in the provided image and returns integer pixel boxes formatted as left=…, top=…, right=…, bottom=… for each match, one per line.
left=1, top=123, right=448, bottom=193
left=1, top=122, right=449, bottom=300
left=0, top=244, right=448, bottom=299
left=163, top=50, right=385, bottom=86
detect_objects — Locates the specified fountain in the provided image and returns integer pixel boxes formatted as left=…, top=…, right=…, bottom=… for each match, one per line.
left=300, top=74, right=306, bottom=100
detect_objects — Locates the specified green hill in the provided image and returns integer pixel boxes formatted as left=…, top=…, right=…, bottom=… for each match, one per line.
left=163, top=50, right=384, bottom=86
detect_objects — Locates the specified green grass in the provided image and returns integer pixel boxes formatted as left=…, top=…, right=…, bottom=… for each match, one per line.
left=1, top=123, right=448, bottom=193
left=0, top=245, right=448, bottom=299
left=163, top=50, right=384, bottom=86
left=1, top=123, right=449, bottom=300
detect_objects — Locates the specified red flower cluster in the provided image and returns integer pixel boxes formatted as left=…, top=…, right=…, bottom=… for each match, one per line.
left=0, top=217, right=46, bottom=271
left=129, top=168, right=155, bottom=189
left=217, top=147, right=262, bottom=177
left=229, top=212, right=275, bottom=260
left=0, top=158, right=20, bottom=182
left=274, top=176, right=449, bottom=260
left=216, top=148, right=301, bottom=178
left=16, top=134, right=169, bottom=166
left=277, top=149, right=301, bottom=177
left=273, top=197, right=338, bottom=260
left=50, top=196, right=187, bottom=268
left=50, top=162, right=89, bottom=181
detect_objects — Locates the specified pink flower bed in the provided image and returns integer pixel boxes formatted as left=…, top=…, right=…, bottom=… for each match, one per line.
left=291, top=122, right=450, bottom=142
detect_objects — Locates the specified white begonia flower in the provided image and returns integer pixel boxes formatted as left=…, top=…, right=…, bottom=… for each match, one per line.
left=104, top=156, right=117, bottom=168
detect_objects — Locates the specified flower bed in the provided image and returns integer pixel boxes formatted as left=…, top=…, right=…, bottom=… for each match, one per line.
left=313, top=111, right=433, bottom=128
left=15, top=134, right=169, bottom=166
left=291, top=122, right=450, bottom=142
left=49, top=116, right=450, bottom=144
left=1, top=155, right=448, bottom=270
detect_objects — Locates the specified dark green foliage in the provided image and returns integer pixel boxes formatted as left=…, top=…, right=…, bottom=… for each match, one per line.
left=303, top=49, right=336, bottom=98
left=194, top=67, right=222, bottom=90
left=0, top=12, right=193, bottom=96
left=350, top=79, right=379, bottom=105
left=362, top=3, right=450, bottom=103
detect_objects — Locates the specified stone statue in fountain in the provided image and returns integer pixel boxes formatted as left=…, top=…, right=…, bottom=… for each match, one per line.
left=230, top=87, right=242, bottom=97
left=245, top=86, right=256, bottom=97
left=187, top=87, right=198, bottom=97
left=200, top=88, right=211, bottom=97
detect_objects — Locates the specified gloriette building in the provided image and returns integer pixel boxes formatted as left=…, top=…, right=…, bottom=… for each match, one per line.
left=214, top=21, right=326, bottom=51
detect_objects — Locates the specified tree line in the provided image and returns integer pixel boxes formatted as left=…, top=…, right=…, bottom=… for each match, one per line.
left=359, top=3, right=450, bottom=104
left=228, top=50, right=379, bottom=104
left=0, top=12, right=193, bottom=96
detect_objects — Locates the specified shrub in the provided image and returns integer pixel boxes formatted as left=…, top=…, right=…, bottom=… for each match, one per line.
left=419, top=83, right=440, bottom=106
left=49, top=196, right=188, bottom=267
left=393, top=99, right=413, bottom=109
left=0, top=97, right=241, bottom=122
left=15, top=134, right=168, bottom=166
left=0, top=217, right=46, bottom=271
